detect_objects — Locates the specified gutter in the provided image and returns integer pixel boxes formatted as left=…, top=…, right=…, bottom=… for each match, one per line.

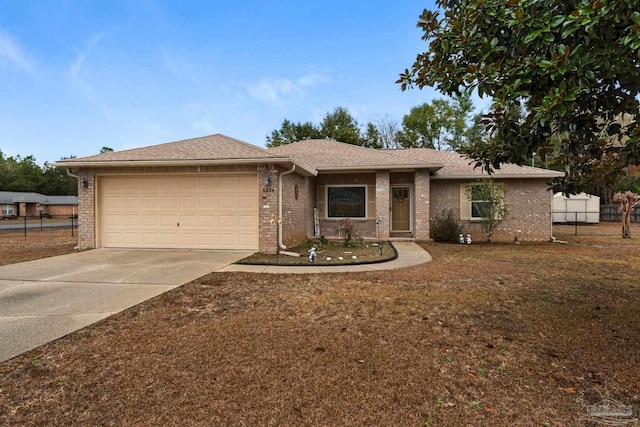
left=278, top=164, right=296, bottom=250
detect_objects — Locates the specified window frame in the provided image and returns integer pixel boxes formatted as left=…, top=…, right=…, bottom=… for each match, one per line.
left=326, top=185, right=367, bottom=219
left=469, top=185, right=490, bottom=221
left=1, top=204, right=15, bottom=216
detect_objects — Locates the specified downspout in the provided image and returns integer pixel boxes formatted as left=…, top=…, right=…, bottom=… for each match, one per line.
left=278, top=164, right=296, bottom=250
left=65, top=168, right=79, bottom=180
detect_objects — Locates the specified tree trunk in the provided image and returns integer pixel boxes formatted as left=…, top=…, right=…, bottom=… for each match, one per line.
left=622, top=205, right=631, bottom=238
left=614, top=191, right=638, bottom=238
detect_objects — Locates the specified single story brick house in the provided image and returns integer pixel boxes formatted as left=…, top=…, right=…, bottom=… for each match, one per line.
left=54, top=134, right=562, bottom=253
left=0, top=191, right=78, bottom=219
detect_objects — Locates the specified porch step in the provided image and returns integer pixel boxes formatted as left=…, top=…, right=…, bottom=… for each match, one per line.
left=389, top=233, right=415, bottom=242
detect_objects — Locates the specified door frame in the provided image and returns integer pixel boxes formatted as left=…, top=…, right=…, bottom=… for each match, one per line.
left=390, top=184, right=413, bottom=233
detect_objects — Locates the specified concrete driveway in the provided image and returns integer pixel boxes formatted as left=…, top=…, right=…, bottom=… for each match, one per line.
left=0, top=249, right=251, bottom=363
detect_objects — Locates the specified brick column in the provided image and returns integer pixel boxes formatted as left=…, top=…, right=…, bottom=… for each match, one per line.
left=375, top=170, right=390, bottom=239
left=77, top=172, right=96, bottom=249
left=414, top=170, right=431, bottom=240
left=257, top=165, right=279, bottom=254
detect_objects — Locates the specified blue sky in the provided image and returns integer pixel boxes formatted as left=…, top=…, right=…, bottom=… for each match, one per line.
left=0, top=1, right=484, bottom=164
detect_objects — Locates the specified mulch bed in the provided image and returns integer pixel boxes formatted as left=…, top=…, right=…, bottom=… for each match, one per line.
left=1, top=223, right=639, bottom=426
left=237, top=240, right=397, bottom=265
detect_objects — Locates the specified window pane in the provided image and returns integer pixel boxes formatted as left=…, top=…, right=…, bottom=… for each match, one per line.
left=470, top=185, right=484, bottom=200
left=328, top=187, right=366, bottom=218
left=471, top=201, right=489, bottom=218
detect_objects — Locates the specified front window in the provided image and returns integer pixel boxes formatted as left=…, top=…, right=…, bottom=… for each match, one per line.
left=327, top=186, right=366, bottom=218
left=470, top=186, right=489, bottom=220
left=2, top=204, right=15, bottom=215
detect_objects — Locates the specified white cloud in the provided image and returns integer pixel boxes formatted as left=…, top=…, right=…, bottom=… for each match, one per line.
left=67, top=33, right=105, bottom=100
left=0, top=29, right=35, bottom=75
left=68, top=33, right=103, bottom=79
left=297, top=73, right=328, bottom=88
left=247, top=72, right=328, bottom=106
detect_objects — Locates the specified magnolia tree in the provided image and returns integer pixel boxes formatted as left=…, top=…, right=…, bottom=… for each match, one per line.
left=613, top=191, right=639, bottom=238
left=398, top=0, right=640, bottom=194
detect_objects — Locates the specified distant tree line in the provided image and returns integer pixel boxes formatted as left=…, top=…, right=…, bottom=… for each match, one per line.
left=0, top=150, right=78, bottom=196
left=266, top=93, right=482, bottom=152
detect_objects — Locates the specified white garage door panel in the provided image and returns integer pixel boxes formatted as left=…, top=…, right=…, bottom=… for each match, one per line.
left=101, top=175, right=258, bottom=250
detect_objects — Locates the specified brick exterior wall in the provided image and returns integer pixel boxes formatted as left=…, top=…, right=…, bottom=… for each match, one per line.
left=281, top=172, right=314, bottom=248
left=77, top=173, right=96, bottom=249
left=390, top=172, right=414, bottom=184
left=430, top=178, right=554, bottom=242
left=414, top=170, right=431, bottom=240
left=18, top=202, right=40, bottom=217
left=375, top=171, right=390, bottom=239
left=316, top=173, right=378, bottom=240
left=44, top=205, right=77, bottom=216
left=257, top=166, right=279, bottom=254
left=318, top=218, right=377, bottom=241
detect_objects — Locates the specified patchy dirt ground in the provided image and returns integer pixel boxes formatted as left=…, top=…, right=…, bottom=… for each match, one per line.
left=0, top=228, right=77, bottom=266
left=1, top=223, right=640, bottom=426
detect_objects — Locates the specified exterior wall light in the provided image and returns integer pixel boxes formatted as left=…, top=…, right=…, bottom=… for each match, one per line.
left=82, top=178, right=89, bottom=188
left=264, top=176, right=271, bottom=187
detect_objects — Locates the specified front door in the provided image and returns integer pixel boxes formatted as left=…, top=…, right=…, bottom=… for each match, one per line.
left=391, top=187, right=411, bottom=232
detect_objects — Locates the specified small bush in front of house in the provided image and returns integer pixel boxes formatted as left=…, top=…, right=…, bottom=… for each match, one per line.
left=431, top=209, right=464, bottom=243
left=314, top=235, right=329, bottom=247
left=340, top=218, right=355, bottom=247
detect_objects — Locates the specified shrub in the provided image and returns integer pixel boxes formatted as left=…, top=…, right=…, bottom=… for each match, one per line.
left=431, top=209, right=464, bottom=243
left=340, top=218, right=355, bottom=247
left=314, top=235, right=329, bottom=246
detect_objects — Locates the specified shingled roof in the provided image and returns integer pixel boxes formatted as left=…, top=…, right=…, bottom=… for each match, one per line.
left=53, top=134, right=310, bottom=172
left=270, top=139, right=562, bottom=178
left=392, top=148, right=563, bottom=179
left=0, top=192, right=77, bottom=205
left=268, top=139, right=443, bottom=173
left=54, top=134, right=563, bottom=179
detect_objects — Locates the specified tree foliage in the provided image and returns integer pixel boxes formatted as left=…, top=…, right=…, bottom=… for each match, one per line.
left=266, top=107, right=383, bottom=148
left=465, top=179, right=508, bottom=242
left=266, top=119, right=322, bottom=147
left=398, top=93, right=475, bottom=151
left=320, top=107, right=363, bottom=146
left=0, top=150, right=77, bottom=195
left=398, top=0, right=640, bottom=193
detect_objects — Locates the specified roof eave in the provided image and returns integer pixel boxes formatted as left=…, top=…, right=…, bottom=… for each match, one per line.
left=53, top=158, right=316, bottom=176
left=431, top=172, right=564, bottom=180
left=316, top=164, right=443, bottom=173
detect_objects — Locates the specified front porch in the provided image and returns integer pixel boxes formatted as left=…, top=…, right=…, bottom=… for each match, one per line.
left=313, top=170, right=431, bottom=242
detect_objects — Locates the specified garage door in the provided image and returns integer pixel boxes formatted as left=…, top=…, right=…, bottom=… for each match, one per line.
left=100, top=175, right=258, bottom=250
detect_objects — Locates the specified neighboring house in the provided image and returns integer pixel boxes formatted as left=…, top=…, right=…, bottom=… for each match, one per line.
left=54, top=134, right=562, bottom=253
left=0, top=191, right=78, bottom=219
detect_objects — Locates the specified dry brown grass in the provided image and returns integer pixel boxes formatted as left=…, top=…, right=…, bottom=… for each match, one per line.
left=0, top=228, right=77, bottom=266
left=1, top=222, right=640, bottom=426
